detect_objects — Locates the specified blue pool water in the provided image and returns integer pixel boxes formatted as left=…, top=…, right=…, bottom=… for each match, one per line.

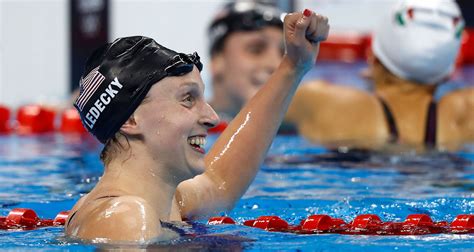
left=1, top=63, right=473, bottom=250
left=0, top=133, right=473, bottom=251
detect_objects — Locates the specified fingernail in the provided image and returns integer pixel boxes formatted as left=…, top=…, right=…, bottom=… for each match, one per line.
left=303, top=9, right=312, bottom=17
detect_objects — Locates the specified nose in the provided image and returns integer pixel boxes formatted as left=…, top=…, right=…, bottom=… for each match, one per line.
left=199, top=102, right=220, bottom=129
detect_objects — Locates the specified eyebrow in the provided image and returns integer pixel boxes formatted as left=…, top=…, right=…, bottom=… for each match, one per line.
left=179, top=81, right=205, bottom=92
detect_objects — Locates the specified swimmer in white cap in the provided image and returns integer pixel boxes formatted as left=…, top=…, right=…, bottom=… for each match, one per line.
left=286, top=0, right=473, bottom=151
left=65, top=9, right=329, bottom=242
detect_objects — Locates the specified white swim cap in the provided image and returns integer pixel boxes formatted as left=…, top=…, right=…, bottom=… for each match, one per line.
left=372, top=0, right=464, bottom=84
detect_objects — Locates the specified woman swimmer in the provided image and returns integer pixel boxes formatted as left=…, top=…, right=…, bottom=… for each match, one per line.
left=65, top=9, right=329, bottom=242
left=285, top=0, right=473, bottom=151
left=208, top=2, right=284, bottom=123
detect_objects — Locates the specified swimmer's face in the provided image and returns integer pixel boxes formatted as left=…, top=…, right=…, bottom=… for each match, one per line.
left=132, top=67, right=219, bottom=181
left=212, top=27, right=283, bottom=108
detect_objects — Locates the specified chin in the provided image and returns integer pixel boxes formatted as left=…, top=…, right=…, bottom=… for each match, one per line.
left=189, top=160, right=206, bottom=177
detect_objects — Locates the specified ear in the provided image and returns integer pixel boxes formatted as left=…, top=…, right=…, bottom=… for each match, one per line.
left=119, top=114, right=141, bottom=136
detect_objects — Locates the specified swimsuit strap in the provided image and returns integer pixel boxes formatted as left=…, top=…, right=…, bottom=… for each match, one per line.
left=424, top=99, right=437, bottom=147
left=378, top=96, right=437, bottom=146
left=94, top=195, right=120, bottom=200
left=66, top=211, right=78, bottom=228
left=377, top=96, right=399, bottom=143
left=160, top=221, right=188, bottom=236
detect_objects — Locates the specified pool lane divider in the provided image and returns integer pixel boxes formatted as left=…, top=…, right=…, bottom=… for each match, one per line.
left=0, top=208, right=69, bottom=230
left=208, top=214, right=474, bottom=235
left=1, top=208, right=472, bottom=235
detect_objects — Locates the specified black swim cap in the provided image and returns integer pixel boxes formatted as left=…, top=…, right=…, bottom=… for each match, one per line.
left=74, top=36, right=203, bottom=143
left=208, top=1, right=284, bottom=56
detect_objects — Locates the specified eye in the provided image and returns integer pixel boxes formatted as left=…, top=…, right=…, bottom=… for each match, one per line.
left=247, top=41, right=267, bottom=55
left=182, top=93, right=195, bottom=107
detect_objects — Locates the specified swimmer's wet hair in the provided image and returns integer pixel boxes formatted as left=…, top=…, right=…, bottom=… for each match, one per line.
left=208, top=1, right=284, bottom=56
left=74, top=36, right=203, bottom=143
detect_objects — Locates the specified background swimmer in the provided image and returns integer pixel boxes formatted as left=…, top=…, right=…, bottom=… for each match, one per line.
left=65, top=9, right=329, bottom=243
left=208, top=1, right=284, bottom=123
left=285, top=0, right=473, bottom=151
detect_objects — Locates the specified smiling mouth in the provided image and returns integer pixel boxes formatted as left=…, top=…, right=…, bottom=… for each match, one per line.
left=188, top=135, right=206, bottom=154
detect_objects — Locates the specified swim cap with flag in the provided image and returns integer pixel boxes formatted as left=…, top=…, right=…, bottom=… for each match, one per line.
left=372, top=0, right=464, bottom=84
left=74, top=36, right=203, bottom=143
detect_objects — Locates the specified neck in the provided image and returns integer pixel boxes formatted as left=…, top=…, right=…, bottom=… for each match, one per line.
left=96, top=142, right=179, bottom=221
left=374, top=79, right=436, bottom=103
left=371, top=59, right=437, bottom=102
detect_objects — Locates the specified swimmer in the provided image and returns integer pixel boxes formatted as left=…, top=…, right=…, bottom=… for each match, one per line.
left=208, top=1, right=284, bottom=123
left=285, top=0, right=473, bottom=151
left=65, top=9, right=329, bottom=242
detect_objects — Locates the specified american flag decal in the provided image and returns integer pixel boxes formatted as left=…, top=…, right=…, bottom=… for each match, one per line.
left=75, top=66, right=106, bottom=111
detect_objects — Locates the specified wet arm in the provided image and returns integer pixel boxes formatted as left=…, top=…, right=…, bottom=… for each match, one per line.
left=177, top=11, right=329, bottom=218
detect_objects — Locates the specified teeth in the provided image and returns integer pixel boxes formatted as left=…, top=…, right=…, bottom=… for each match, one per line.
left=188, top=136, right=206, bottom=148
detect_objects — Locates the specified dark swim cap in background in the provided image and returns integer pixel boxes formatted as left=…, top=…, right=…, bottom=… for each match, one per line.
left=74, top=36, right=203, bottom=143
left=208, top=1, right=284, bottom=56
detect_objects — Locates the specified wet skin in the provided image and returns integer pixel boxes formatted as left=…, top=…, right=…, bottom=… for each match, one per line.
left=65, top=11, right=330, bottom=243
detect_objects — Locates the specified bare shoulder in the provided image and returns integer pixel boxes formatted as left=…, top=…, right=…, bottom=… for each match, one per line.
left=438, top=87, right=474, bottom=144
left=439, top=87, right=474, bottom=110
left=288, top=80, right=375, bottom=121
left=439, top=87, right=474, bottom=121
left=65, top=195, right=162, bottom=243
left=297, top=80, right=374, bottom=105
left=287, top=80, right=388, bottom=147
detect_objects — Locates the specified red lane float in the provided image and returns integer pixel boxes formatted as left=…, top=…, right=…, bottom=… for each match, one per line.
left=59, top=108, right=86, bottom=133
left=301, top=214, right=345, bottom=232
left=459, top=28, right=474, bottom=65
left=318, top=33, right=371, bottom=63
left=244, top=216, right=289, bottom=232
left=451, top=214, right=474, bottom=233
left=0, top=208, right=69, bottom=230
left=0, top=105, right=10, bottom=133
left=17, top=105, right=56, bottom=134
left=208, top=213, right=474, bottom=235
left=0, top=105, right=86, bottom=135
left=208, top=216, right=236, bottom=225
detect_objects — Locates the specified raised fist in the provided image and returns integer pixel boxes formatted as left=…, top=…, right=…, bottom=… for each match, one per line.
left=284, top=9, right=330, bottom=73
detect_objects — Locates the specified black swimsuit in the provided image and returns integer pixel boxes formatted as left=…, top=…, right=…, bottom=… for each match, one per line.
left=378, top=97, right=437, bottom=147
